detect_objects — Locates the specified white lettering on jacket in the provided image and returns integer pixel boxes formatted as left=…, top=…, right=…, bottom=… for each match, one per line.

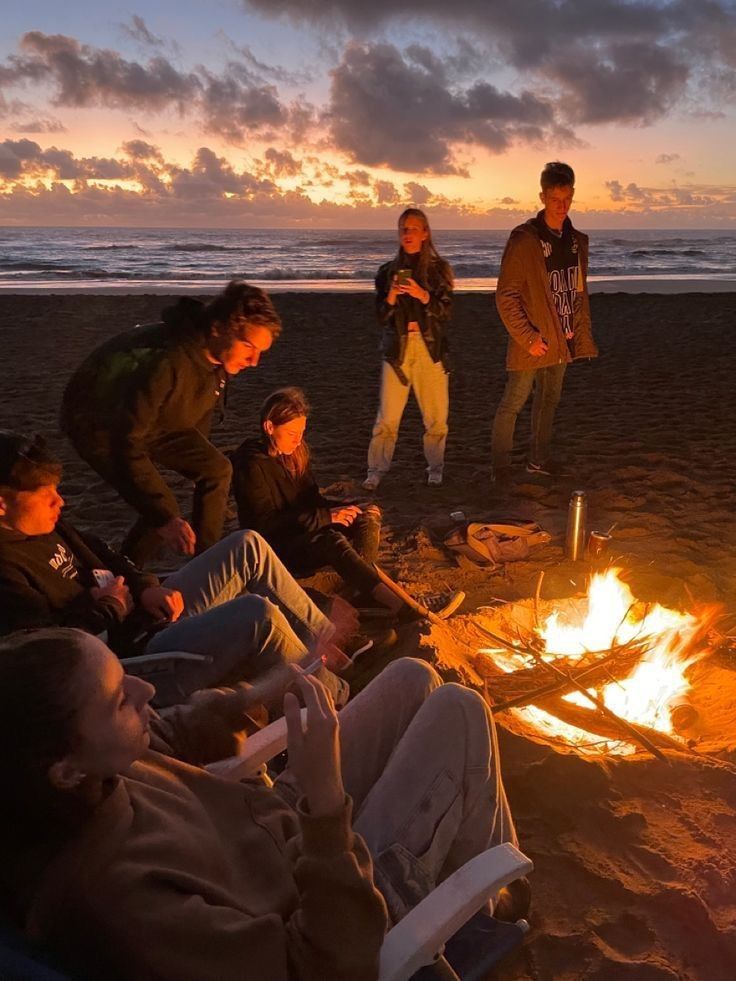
left=49, top=544, right=78, bottom=580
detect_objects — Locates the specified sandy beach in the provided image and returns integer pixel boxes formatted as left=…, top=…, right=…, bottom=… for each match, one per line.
left=1, top=290, right=735, bottom=979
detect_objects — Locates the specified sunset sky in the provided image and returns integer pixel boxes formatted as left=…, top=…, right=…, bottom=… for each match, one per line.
left=1, top=0, right=735, bottom=227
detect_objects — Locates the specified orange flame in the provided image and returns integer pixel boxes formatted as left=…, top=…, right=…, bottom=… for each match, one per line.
left=483, top=569, right=706, bottom=755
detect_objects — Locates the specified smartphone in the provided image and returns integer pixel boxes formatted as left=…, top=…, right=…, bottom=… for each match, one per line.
left=92, top=569, right=115, bottom=588
left=396, top=268, right=411, bottom=286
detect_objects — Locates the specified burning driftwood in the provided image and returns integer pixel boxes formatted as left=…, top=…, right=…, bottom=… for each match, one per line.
left=472, top=569, right=722, bottom=759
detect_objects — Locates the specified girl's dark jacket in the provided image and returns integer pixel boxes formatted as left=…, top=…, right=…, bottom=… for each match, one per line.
left=375, top=258, right=453, bottom=383
left=231, top=438, right=331, bottom=552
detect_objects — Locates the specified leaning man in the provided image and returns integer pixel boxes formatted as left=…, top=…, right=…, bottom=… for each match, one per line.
left=491, top=161, right=598, bottom=485
left=61, top=280, right=281, bottom=566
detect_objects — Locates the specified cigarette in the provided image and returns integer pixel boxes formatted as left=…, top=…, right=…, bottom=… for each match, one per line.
left=300, top=655, right=327, bottom=675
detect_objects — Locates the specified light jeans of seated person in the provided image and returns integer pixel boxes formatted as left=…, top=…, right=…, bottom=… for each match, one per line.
left=367, top=334, right=449, bottom=481
left=143, top=530, right=338, bottom=706
left=276, top=657, right=516, bottom=922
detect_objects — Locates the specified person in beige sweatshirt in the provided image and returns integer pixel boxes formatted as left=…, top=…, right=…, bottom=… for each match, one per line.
left=0, top=628, right=517, bottom=980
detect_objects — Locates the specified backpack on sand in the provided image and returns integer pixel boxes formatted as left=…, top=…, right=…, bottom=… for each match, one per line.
left=443, top=520, right=551, bottom=569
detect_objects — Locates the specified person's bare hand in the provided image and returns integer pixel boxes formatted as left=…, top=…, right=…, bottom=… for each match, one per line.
left=387, top=276, right=400, bottom=306
left=330, top=504, right=361, bottom=527
left=91, top=576, right=133, bottom=616
left=140, top=586, right=184, bottom=622
left=157, top=517, right=197, bottom=555
left=397, top=277, right=429, bottom=303
left=284, top=672, right=344, bottom=818
left=529, top=335, right=549, bottom=357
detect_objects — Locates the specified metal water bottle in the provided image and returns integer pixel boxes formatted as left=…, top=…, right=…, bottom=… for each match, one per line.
left=565, top=490, right=587, bottom=560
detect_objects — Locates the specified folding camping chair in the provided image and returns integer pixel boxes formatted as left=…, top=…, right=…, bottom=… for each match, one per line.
left=0, top=706, right=532, bottom=981
left=207, top=713, right=534, bottom=981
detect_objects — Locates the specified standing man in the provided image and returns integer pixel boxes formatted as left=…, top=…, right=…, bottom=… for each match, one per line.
left=61, top=280, right=281, bottom=565
left=491, top=162, right=597, bottom=484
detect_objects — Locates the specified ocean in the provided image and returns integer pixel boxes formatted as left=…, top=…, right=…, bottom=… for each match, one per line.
left=0, top=226, right=734, bottom=292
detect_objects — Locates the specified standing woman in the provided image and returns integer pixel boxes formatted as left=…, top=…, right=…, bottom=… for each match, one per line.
left=363, top=208, right=453, bottom=490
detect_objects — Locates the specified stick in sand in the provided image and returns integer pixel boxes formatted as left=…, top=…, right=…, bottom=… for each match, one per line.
left=372, top=563, right=444, bottom=625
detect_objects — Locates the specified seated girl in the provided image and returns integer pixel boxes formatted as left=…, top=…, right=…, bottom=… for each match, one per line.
left=0, top=627, right=520, bottom=980
left=232, top=387, right=462, bottom=619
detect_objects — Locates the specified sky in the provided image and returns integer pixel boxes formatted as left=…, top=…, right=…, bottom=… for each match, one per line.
left=1, top=0, right=735, bottom=228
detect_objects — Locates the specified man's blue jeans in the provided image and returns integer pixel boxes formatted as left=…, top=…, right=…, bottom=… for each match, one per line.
left=491, top=362, right=567, bottom=470
left=142, top=530, right=334, bottom=706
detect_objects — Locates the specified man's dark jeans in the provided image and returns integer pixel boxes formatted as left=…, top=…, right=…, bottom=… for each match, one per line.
left=491, top=362, right=567, bottom=470
left=70, top=428, right=232, bottom=567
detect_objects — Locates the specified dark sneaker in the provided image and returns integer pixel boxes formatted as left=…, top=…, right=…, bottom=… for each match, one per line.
left=416, top=589, right=465, bottom=620
left=345, top=627, right=397, bottom=662
left=493, top=875, right=532, bottom=922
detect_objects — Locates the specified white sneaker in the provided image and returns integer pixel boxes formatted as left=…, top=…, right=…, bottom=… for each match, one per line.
left=427, top=471, right=443, bottom=486
left=362, top=473, right=381, bottom=491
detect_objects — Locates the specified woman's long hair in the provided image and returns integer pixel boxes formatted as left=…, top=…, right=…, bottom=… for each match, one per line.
left=0, top=629, right=96, bottom=916
left=260, top=387, right=311, bottom=480
left=389, top=208, right=453, bottom=290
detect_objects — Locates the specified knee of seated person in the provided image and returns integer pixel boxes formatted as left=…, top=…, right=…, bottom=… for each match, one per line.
left=382, top=657, right=442, bottom=699
left=429, top=681, right=489, bottom=720
left=232, top=527, right=269, bottom=556
left=228, top=591, right=273, bottom=622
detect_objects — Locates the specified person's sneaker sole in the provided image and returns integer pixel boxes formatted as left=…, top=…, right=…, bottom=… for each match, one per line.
left=433, top=590, right=465, bottom=619
left=525, top=462, right=570, bottom=478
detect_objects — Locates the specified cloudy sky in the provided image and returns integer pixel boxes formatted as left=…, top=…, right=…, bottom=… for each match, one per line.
left=1, top=0, right=735, bottom=227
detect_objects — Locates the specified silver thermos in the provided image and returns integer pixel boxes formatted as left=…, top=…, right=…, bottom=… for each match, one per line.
left=565, top=490, right=587, bottom=560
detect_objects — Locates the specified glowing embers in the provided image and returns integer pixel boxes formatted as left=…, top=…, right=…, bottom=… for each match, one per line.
left=481, top=569, right=713, bottom=757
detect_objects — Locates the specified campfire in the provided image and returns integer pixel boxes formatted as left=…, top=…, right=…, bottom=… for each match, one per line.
left=477, top=569, right=719, bottom=758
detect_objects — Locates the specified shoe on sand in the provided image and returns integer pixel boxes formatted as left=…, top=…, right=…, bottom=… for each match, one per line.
left=416, top=589, right=465, bottom=620
left=492, top=876, right=532, bottom=922
left=345, top=627, right=397, bottom=664
left=427, top=470, right=443, bottom=486
left=362, top=473, right=381, bottom=491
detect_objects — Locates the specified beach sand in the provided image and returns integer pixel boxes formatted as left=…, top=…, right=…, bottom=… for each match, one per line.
left=1, top=290, right=735, bottom=979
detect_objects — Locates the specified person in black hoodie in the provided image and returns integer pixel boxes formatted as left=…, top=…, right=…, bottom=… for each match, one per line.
left=61, top=280, right=281, bottom=566
left=0, top=431, right=351, bottom=708
left=232, top=388, right=464, bottom=620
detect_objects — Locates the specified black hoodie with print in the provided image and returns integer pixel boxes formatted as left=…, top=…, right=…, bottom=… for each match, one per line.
left=0, top=519, right=158, bottom=650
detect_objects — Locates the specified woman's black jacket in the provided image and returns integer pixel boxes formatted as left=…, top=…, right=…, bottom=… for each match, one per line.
left=375, top=258, right=453, bottom=382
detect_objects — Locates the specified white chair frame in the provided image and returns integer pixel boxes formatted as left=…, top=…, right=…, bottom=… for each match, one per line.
left=206, top=714, right=533, bottom=981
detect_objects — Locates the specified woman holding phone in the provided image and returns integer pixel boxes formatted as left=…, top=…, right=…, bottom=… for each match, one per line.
left=363, top=208, right=454, bottom=490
